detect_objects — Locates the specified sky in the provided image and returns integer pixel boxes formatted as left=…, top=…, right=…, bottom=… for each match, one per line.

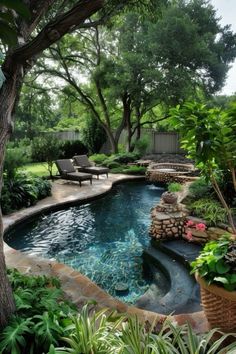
left=210, top=0, right=236, bottom=95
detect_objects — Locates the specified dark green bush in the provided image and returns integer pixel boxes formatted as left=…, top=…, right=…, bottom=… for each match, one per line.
left=111, top=165, right=146, bottom=175
left=81, top=116, right=107, bottom=154
left=31, top=136, right=62, bottom=177
left=59, top=140, right=88, bottom=159
left=189, top=177, right=213, bottom=201
left=104, top=161, right=121, bottom=169
left=0, top=269, right=76, bottom=354
left=112, top=152, right=141, bottom=164
left=4, top=148, right=31, bottom=179
left=89, top=154, right=108, bottom=165
left=1, top=172, right=51, bottom=214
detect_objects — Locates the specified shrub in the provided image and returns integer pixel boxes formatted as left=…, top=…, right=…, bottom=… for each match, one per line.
left=1, top=172, right=51, bottom=214
left=31, top=136, right=62, bottom=178
left=59, top=140, right=88, bottom=159
left=168, top=182, right=182, bottom=192
left=134, top=136, right=149, bottom=156
left=81, top=116, right=106, bottom=154
left=189, top=177, right=213, bottom=201
left=49, top=309, right=236, bottom=353
left=190, top=198, right=228, bottom=225
left=0, top=269, right=76, bottom=354
left=111, top=165, right=146, bottom=175
left=89, top=154, right=108, bottom=165
left=112, top=152, right=140, bottom=164
left=104, top=161, right=121, bottom=169
left=4, top=147, right=31, bottom=179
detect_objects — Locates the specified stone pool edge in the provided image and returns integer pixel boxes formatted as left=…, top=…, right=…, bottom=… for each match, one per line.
left=3, top=174, right=208, bottom=333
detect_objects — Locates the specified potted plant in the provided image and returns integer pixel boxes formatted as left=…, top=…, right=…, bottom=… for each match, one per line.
left=191, top=235, right=236, bottom=333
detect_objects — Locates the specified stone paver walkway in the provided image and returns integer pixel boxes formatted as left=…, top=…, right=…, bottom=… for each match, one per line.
left=3, top=174, right=208, bottom=333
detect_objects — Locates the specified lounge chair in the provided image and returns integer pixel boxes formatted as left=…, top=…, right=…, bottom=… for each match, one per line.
left=55, top=159, right=92, bottom=187
left=73, top=155, right=109, bottom=179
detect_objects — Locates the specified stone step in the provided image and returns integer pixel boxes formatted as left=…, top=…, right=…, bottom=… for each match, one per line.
left=135, top=241, right=202, bottom=315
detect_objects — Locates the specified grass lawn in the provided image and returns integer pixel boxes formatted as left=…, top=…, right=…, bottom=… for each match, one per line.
left=20, top=162, right=58, bottom=177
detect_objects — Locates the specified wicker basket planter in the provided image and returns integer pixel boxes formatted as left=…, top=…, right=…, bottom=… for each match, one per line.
left=196, top=273, right=236, bottom=332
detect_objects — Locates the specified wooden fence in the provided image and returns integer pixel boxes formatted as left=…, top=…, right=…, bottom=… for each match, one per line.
left=50, top=129, right=183, bottom=154
left=115, top=129, right=183, bottom=154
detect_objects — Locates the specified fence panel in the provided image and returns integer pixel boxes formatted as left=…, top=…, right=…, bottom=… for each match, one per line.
left=152, top=132, right=182, bottom=154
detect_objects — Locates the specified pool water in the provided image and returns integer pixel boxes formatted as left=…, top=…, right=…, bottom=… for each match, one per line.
left=6, top=181, right=165, bottom=304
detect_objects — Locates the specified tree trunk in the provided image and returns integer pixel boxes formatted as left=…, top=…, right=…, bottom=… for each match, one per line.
left=0, top=68, right=22, bottom=326
left=0, top=212, right=16, bottom=327
left=103, top=125, right=118, bottom=154
left=120, top=93, right=132, bottom=152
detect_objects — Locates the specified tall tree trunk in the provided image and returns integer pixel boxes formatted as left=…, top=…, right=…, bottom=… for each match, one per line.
left=103, top=126, right=118, bottom=153
left=0, top=212, right=16, bottom=327
left=0, top=67, right=22, bottom=325
left=121, top=93, right=132, bottom=152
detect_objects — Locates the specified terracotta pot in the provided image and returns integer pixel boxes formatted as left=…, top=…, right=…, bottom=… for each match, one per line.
left=161, top=191, right=177, bottom=204
left=196, top=273, right=236, bottom=333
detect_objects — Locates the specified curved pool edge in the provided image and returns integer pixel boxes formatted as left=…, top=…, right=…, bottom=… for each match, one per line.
left=3, top=174, right=208, bottom=333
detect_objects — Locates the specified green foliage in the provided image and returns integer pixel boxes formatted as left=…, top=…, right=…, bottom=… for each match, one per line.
left=81, top=116, right=107, bottom=154
left=169, top=101, right=236, bottom=231
left=59, top=140, right=88, bottom=159
left=167, top=182, right=182, bottom=193
left=189, top=178, right=213, bottom=201
left=190, top=198, right=229, bottom=226
left=32, top=135, right=62, bottom=163
left=112, top=152, right=140, bottom=164
left=51, top=310, right=236, bottom=353
left=0, top=0, right=30, bottom=46
left=111, top=165, right=146, bottom=175
left=0, top=269, right=76, bottom=354
left=1, top=270, right=236, bottom=353
left=89, top=154, right=109, bottom=165
left=191, top=237, right=236, bottom=291
left=1, top=171, right=51, bottom=214
left=4, top=147, right=31, bottom=179
left=104, top=161, right=121, bottom=169
left=134, top=136, right=149, bottom=156
left=31, top=135, right=62, bottom=178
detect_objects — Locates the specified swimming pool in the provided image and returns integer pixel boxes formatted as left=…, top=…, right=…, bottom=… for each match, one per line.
left=5, top=181, right=167, bottom=304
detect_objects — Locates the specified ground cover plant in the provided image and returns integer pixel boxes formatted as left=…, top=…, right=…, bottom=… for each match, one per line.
left=0, top=269, right=77, bottom=354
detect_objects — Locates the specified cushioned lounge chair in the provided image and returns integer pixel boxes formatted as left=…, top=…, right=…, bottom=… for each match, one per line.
left=73, top=155, right=109, bottom=179
left=55, top=159, right=92, bottom=187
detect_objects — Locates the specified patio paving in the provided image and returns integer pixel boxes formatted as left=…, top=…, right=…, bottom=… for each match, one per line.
left=3, top=174, right=209, bottom=333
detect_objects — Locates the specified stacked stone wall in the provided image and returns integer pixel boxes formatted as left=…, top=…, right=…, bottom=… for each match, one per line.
left=149, top=201, right=188, bottom=240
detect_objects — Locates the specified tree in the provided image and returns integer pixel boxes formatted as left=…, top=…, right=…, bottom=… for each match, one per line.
left=36, top=0, right=236, bottom=152
left=14, top=82, right=58, bottom=139
left=0, top=0, right=154, bottom=327
left=170, top=102, right=236, bottom=233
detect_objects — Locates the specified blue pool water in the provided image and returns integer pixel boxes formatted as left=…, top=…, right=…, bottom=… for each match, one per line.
left=6, top=181, right=165, bottom=303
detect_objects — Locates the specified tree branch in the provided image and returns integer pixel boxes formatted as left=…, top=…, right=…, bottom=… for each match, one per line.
left=4, top=0, right=104, bottom=73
